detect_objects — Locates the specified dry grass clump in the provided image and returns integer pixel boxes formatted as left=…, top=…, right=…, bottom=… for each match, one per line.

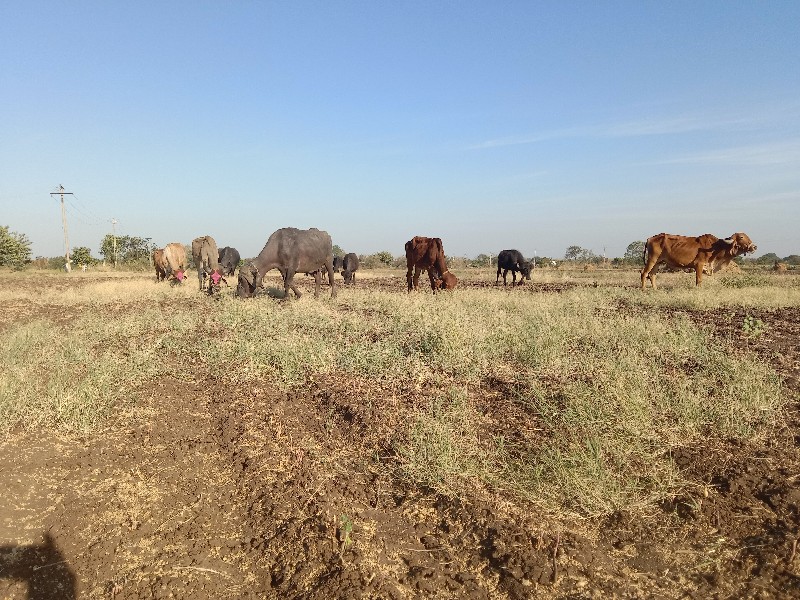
left=1, top=272, right=790, bottom=519
left=0, top=316, right=162, bottom=431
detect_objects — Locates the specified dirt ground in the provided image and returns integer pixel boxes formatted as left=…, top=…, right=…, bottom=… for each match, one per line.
left=2, top=274, right=800, bottom=599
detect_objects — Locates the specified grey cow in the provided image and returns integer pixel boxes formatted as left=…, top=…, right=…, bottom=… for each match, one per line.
left=218, top=246, right=241, bottom=276
left=342, top=253, right=359, bottom=284
left=496, top=249, right=532, bottom=286
left=192, top=235, right=223, bottom=292
left=237, top=227, right=337, bottom=299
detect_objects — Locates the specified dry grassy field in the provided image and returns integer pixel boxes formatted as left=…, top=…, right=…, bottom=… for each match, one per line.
left=1, top=266, right=799, bottom=598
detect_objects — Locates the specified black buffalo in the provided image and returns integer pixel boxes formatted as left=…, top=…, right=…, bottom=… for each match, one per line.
left=496, top=249, right=532, bottom=286
left=237, top=227, right=337, bottom=299
left=342, top=253, right=359, bottom=284
left=218, top=246, right=241, bottom=276
left=333, top=255, right=344, bottom=273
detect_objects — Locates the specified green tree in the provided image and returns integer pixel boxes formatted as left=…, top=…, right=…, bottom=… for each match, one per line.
left=754, top=252, right=780, bottom=265
left=0, top=225, right=32, bottom=269
left=565, top=245, right=597, bottom=261
left=374, top=251, right=394, bottom=266
left=100, top=234, right=155, bottom=265
left=71, top=246, right=96, bottom=267
left=332, top=244, right=345, bottom=257
left=624, top=241, right=646, bottom=265
left=473, top=253, right=492, bottom=267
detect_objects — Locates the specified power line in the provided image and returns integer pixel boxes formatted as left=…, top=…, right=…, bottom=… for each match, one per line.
left=70, top=193, right=108, bottom=225
left=64, top=198, right=105, bottom=227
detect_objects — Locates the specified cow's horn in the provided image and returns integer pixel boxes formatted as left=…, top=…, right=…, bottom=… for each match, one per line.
left=722, top=236, right=735, bottom=245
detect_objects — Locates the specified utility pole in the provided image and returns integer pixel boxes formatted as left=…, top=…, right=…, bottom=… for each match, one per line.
left=50, top=185, right=74, bottom=272
left=111, top=219, right=118, bottom=268
left=533, top=250, right=537, bottom=271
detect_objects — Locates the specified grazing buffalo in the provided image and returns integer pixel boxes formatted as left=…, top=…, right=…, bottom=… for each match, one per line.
left=162, top=243, right=188, bottom=283
left=192, top=236, right=222, bottom=292
left=320, top=255, right=343, bottom=284
left=237, top=227, right=337, bottom=300
left=496, top=249, right=532, bottom=286
left=405, top=236, right=458, bottom=293
left=218, top=246, right=241, bottom=276
left=342, top=253, right=359, bottom=284
left=152, top=249, right=167, bottom=282
left=641, top=232, right=757, bottom=289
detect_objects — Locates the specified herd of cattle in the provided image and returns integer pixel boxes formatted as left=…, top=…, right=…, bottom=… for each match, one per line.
left=151, top=228, right=758, bottom=298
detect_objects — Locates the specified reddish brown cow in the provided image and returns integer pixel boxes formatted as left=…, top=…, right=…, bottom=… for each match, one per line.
left=641, top=232, right=757, bottom=289
left=405, top=236, right=458, bottom=292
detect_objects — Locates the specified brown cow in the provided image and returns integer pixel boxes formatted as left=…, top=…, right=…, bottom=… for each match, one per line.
left=405, top=236, right=458, bottom=292
left=162, top=243, right=188, bottom=283
left=152, top=248, right=167, bottom=282
left=641, top=232, right=757, bottom=289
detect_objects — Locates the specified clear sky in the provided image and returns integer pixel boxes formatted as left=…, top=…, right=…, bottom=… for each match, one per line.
left=2, top=1, right=798, bottom=261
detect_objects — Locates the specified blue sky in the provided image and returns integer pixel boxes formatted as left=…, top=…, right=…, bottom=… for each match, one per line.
left=2, top=1, right=798, bottom=261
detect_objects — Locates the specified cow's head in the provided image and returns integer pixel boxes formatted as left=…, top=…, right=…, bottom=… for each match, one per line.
left=236, top=264, right=259, bottom=298
left=723, top=233, right=757, bottom=257
left=441, top=271, right=458, bottom=290
left=520, top=261, right=533, bottom=281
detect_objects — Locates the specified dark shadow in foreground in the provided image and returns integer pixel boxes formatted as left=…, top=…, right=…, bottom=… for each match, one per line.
left=0, top=533, right=76, bottom=600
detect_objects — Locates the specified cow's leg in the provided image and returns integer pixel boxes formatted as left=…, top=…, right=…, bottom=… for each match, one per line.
left=406, top=266, right=414, bottom=292
left=413, top=267, right=422, bottom=291
left=641, top=259, right=658, bottom=289
left=285, top=271, right=302, bottom=299
left=313, top=270, right=322, bottom=298
left=502, top=269, right=508, bottom=286
left=512, top=270, right=518, bottom=286
left=641, top=266, right=657, bottom=289
left=428, top=269, right=438, bottom=293
left=496, top=267, right=501, bottom=285
left=326, top=263, right=337, bottom=297
left=695, top=264, right=704, bottom=287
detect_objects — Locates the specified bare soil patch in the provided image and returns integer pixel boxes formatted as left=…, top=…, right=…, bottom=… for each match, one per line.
left=2, top=275, right=799, bottom=598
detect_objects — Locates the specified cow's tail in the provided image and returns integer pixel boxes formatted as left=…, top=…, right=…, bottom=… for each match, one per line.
left=642, top=239, right=649, bottom=266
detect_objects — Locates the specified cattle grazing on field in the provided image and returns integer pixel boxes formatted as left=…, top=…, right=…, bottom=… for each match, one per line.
left=237, top=227, right=337, bottom=300
left=342, top=253, right=359, bottom=284
left=405, top=236, right=458, bottom=293
left=324, top=255, right=344, bottom=283
left=153, top=249, right=167, bottom=282
left=496, top=249, right=532, bottom=286
left=162, top=243, right=188, bottom=283
left=192, top=235, right=223, bottom=293
left=218, top=246, right=241, bottom=276
left=641, top=232, right=757, bottom=289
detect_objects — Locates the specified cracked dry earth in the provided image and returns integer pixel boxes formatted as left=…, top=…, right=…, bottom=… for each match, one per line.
left=1, top=278, right=800, bottom=599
